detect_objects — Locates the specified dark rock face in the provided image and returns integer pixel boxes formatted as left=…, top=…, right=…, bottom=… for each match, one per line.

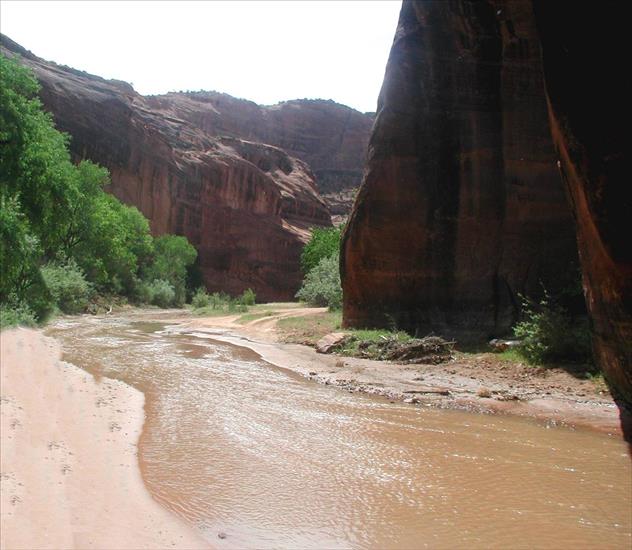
left=146, top=93, right=374, bottom=221
left=341, top=0, right=577, bottom=340
left=534, top=3, right=632, bottom=416
left=1, top=35, right=331, bottom=301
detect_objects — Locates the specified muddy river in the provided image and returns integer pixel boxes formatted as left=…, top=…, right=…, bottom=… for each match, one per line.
left=46, top=313, right=631, bottom=549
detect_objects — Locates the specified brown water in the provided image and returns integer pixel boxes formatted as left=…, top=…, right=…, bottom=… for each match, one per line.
left=47, top=314, right=632, bottom=549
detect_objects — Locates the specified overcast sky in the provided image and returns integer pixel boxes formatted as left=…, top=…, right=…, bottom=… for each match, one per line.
left=0, top=0, right=402, bottom=113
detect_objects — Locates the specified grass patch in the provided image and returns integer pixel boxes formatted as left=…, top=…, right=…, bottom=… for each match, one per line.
left=190, top=305, right=236, bottom=317
left=277, top=310, right=342, bottom=345
left=236, top=310, right=278, bottom=324
left=497, top=348, right=524, bottom=363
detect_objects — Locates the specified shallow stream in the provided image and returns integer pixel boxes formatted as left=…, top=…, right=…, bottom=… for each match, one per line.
left=46, top=313, right=631, bottom=549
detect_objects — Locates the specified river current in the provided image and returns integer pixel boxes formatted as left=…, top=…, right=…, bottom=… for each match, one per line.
left=46, top=313, right=631, bottom=549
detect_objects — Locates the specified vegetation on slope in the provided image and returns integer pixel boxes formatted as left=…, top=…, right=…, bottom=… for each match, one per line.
left=0, top=53, right=197, bottom=327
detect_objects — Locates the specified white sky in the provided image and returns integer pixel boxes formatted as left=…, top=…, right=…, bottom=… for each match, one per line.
left=0, top=0, right=402, bottom=113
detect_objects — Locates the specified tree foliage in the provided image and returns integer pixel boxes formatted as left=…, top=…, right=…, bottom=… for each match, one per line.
left=143, top=235, right=197, bottom=306
left=0, top=53, right=198, bottom=324
left=41, top=260, right=92, bottom=314
left=300, top=226, right=343, bottom=275
left=296, top=252, right=342, bottom=310
left=513, top=293, right=592, bottom=365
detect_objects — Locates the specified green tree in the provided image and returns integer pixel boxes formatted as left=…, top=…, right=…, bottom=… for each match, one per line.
left=144, top=235, right=197, bottom=306
left=0, top=195, right=40, bottom=302
left=0, top=54, right=79, bottom=257
left=0, top=53, right=198, bottom=323
left=296, top=252, right=342, bottom=309
left=73, top=193, right=153, bottom=294
left=300, top=226, right=343, bottom=275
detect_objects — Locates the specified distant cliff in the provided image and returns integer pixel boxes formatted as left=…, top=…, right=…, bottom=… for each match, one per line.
left=147, top=92, right=374, bottom=221
left=342, top=0, right=577, bottom=340
left=1, top=35, right=331, bottom=301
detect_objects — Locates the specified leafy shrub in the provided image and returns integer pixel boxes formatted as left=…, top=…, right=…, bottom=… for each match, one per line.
left=209, top=292, right=229, bottom=309
left=191, top=287, right=211, bottom=308
left=41, top=260, right=92, bottom=314
left=140, top=279, right=176, bottom=308
left=239, top=288, right=256, bottom=306
left=144, top=235, right=197, bottom=306
left=0, top=302, right=37, bottom=329
left=228, top=300, right=248, bottom=313
left=300, top=226, right=343, bottom=275
left=513, top=293, right=592, bottom=364
left=296, top=253, right=342, bottom=310
left=74, top=193, right=154, bottom=296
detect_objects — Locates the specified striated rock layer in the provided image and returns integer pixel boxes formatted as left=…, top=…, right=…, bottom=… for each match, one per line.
left=533, top=2, right=631, bottom=418
left=1, top=35, right=331, bottom=301
left=342, top=0, right=577, bottom=340
left=146, top=93, right=374, bottom=221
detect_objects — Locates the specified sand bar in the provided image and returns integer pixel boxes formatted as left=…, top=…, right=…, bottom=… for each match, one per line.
left=0, top=328, right=209, bottom=550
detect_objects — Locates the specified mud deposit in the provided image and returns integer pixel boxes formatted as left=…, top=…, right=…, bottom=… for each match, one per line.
left=47, top=313, right=631, bottom=549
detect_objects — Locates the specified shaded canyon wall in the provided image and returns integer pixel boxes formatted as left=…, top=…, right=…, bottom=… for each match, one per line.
left=342, top=0, right=577, bottom=340
left=533, top=2, right=631, bottom=416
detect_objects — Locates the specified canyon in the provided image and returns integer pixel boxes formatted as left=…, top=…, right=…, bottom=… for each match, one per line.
left=342, top=0, right=630, bottom=431
left=1, top=4, right=628, bottom=422
left=342, top=0, right=577, bottom=340
left=147, top=92, right=374, bottom=221
left=0, top=35, right=372, bottom=301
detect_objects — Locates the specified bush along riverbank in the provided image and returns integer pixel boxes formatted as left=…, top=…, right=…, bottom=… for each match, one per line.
left=0, top=53, right=200, bottom=329
left=292, top=222, right=598, bottom=381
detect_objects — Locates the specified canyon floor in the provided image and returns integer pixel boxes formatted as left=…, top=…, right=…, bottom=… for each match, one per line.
left=0, top=328, right=210, bottom=550
left=1, top=306, right=629, bottom=549
left=176, top=303, right=624, bottom=437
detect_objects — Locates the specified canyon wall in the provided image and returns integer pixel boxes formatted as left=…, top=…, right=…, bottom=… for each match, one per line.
left=1, top=35, right=331, bottom=301
left=342, top=0, right=577, bottom=340
left=533, top=2, right=631, bottom=414
left=146, top=93, right=374, bottom=221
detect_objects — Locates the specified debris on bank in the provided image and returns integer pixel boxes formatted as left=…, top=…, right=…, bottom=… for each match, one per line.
left=317, top=333, right=455, bottom=364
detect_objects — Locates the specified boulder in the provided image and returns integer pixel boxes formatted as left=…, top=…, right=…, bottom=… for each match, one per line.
left=315, top=332, right=348, bottom=354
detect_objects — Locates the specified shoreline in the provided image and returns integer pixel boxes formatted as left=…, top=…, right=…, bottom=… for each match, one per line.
left=0, top=310, right=627, bottom=548
left=0, top=328, right=209, bottom=550
left=175, top=307, right=625, bottom=438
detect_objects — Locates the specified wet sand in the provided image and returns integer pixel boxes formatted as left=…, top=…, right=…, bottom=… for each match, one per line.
left=179, top=307, right=624, bottom=437
left=0, top=328, right=209, bottom=550
left=44, top=312, right=631, bottom=548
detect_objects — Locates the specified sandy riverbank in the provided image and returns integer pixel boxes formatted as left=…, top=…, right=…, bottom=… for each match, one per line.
left=0, top=328, right=210, bottom=550
left=173, top=306, right=627, bottom=438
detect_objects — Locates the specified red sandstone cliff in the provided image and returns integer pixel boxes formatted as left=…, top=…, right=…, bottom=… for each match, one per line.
left=533, top=2, right=631, bottom=420
left=146, top=92, right=374, bottom=221
left=1, top=35, right=331, bottom=301
left=341, top=0, right=577, bottom=340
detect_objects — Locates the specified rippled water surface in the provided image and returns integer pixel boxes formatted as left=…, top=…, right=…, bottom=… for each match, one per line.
left=47, top=313, right=632, bottom=549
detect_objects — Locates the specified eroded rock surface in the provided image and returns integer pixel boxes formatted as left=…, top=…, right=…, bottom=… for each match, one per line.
left=1, top=35, right=331, bottom=300
left=342, top=0, right=577, bottom=340
left=534, top=2, right=631, bottom=417
left=147, top=93, right=374, bottom=221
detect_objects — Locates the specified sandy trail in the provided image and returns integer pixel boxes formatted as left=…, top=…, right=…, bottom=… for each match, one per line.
left=0, top=328, right=209, bottom=550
